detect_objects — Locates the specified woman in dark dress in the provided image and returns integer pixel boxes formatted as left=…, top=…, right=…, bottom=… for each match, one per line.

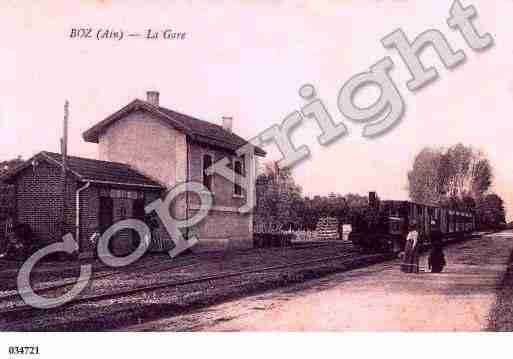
left=428, top=229, right=446, bottom=273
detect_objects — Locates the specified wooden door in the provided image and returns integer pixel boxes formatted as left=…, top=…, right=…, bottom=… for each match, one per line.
left=99, top=196, right=114, bottom=234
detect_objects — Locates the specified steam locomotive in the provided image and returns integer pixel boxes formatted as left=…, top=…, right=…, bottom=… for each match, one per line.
left=348, top=193, right=475, bottom=254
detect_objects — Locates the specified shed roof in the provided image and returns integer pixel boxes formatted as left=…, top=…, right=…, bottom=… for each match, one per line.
left=1, top=151, right=163, bottom=189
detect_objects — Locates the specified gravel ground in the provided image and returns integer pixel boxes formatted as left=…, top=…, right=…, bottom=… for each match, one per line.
left=193, top=231, right=513, bottom=331
left=0, top=241, right=389, bottom=331
left=1, top=233, right=500, bottom=331
left=0, top=254, right=169, bottom=291
left=0, top=242, right=359, bottom=309
left=486, top=233, right=513, bottom=331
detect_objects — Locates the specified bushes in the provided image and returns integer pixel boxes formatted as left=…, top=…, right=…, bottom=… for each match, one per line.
left=1, top=223, right=82, bottom=262
left=1, top=223, right=34, bottom=260
left=253, top=233, right=294, bottom=248
left=1, top=223, right=73, bottom=261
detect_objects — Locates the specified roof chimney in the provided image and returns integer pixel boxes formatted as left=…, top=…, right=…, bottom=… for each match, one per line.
left=146, top=91, right=159, bottom=106
left=222, top=116, right=233, bottom=133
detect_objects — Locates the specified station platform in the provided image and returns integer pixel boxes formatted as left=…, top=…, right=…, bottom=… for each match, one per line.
left=134, top=230, right=513, bottom=331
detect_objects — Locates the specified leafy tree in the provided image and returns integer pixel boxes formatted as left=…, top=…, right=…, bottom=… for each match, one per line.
left=344, top=193, right=368, bottom=208
left=255, top=164, right=373, bottom=232
left=441, top=144, right=492, bottom=199
left=407, top=144, right=506, bottom=228
left=293, top=193, right=369, bottom=231
left=254, top=161, right=302, bottom=231
left=0, top=156, right=23, bottom=221
left=475, top=193, right=506, bottom=229
left=0, top=156, right=23, bottom=177
left=408, top=148, right=445, bottom=205
left=408, top=144, right=493, bottom=205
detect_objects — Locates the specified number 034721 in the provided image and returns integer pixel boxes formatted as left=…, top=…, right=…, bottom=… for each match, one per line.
left=8, top=346, right=39, bottom=355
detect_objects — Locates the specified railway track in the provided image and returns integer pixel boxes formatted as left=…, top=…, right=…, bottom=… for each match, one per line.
left=0, top=234, right=486, bottom=330
left=0, top=250, right=387, bottom=331
left=1, top=250, right=366, bottom=316
left=0, top=241, right=357, bottom=307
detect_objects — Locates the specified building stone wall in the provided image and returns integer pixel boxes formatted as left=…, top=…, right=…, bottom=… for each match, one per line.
left=187, top=141, right=246, bottom=209
left=189, top=209, right=253, bottom=252
left=186, top=141, right=253, bottom=251
left=94, top=108, right=257, bottom=252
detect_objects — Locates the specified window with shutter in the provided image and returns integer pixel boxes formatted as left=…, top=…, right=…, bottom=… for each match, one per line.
left=203, top=154, right=213, bottom=192
left=234, top=159, right=243, bottom=197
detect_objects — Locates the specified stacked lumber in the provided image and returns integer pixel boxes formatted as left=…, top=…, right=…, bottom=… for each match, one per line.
left=315, top=217, right=339, bottom=240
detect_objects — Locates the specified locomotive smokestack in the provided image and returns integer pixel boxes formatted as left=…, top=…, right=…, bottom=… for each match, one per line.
left=369, top=191, right=378, bottom=208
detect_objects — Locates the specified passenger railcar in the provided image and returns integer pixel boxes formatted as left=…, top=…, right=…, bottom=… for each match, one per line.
left=348, top=194, right=475, bottom=254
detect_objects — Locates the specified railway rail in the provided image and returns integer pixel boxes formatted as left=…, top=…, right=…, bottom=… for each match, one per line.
left=1, top=250, right=367, bottom=316
left=0, top=245, right=381, bottom=330
left=0, top=241, right=357, bottom=307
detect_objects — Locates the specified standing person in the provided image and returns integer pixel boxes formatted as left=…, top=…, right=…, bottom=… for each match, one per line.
left=428, top=241, right=446, bottom=273
left=401, top=221, right=420, bottom=273
left=428, top=226, right=446, bottom=273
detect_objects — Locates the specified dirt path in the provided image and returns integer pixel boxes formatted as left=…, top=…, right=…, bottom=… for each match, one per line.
left=128, top=231, right=513, bottom=331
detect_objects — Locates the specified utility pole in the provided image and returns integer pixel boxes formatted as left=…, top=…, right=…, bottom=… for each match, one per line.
left=61, top=100, right=69, bottom=237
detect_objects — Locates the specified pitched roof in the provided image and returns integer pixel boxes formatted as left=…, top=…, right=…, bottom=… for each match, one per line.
left=2, top=151, right=163, bottom=189
left=82, top=99, right=266, bottom=157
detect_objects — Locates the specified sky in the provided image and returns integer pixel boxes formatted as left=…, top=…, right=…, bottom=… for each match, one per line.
left=0, top=0, right=512, bottom=219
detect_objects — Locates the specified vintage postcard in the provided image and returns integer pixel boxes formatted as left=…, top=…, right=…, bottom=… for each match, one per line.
left=0, top=0, right=511, bottom=357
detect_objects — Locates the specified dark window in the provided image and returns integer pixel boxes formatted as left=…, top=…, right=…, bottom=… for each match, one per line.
left=203, top=154, right=213, bottom=192
left=234, top=159, right=243, bottom=196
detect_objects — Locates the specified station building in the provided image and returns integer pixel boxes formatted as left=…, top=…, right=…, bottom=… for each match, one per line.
left=1, top=91, right=265, bottom=257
